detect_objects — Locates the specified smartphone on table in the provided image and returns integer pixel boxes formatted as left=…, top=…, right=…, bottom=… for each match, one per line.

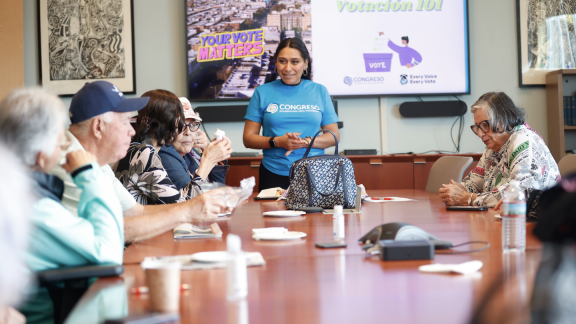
left=446, top=206, right=489, bottom=211
left=315, top=242, right=347, bottom=248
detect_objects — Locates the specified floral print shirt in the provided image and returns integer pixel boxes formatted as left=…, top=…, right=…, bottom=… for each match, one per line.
left=462, top=124, right=560, bottom=207
left=115, top=142, right=195, bottom=205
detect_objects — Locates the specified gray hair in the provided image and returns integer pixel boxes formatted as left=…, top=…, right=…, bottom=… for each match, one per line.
left=471, top=92, right=527, bottom=134
left=70, top=111, right=113, bottom=138
left=0, top=144, right=31, bottom=306
left=0, top=88, right=67, bottom=166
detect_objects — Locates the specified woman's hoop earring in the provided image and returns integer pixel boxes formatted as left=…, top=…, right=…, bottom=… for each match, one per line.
left=303, top=69, right=308, bottom=76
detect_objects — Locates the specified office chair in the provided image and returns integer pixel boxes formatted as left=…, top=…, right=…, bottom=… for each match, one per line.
left=37, top=263, right=123, bottom=324
left=425, top=156, right=473, bottom=193
left=557, top=154, right=576, bottom=178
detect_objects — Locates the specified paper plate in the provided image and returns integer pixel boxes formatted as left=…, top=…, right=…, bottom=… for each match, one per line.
left=263, top=211, right=306, bottom=217
left=252, top=231, right=307, bottom=240
left=191, top=251, right=248, bottom=263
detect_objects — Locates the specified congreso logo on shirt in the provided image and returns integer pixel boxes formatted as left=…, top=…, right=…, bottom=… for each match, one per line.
left=266, top=103, right=279, bottom=113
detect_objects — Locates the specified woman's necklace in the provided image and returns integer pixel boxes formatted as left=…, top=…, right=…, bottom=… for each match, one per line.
left=281, top=78, right=302, bottom=87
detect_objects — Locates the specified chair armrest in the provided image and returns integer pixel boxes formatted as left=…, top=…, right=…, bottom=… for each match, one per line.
left=38, top=263, right=123, bottom=284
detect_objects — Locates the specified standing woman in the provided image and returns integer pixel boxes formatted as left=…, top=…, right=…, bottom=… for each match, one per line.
left=243, top=37, right=340, bottom=191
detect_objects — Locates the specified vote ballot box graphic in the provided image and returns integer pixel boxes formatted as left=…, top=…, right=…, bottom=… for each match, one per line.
left=363, top=53, right=393, bottom=72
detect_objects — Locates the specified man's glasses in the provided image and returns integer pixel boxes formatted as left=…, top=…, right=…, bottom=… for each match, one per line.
left=470, top=120, right=491, bottom=135
left=182, top=122, right=201, bottom=132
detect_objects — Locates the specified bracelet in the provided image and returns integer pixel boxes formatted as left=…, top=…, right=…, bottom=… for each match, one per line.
left=467, top=193, right=474, bottom=206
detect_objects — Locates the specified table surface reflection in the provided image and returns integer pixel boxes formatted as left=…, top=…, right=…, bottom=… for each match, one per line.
left=67, top=190, right=541, bottom=324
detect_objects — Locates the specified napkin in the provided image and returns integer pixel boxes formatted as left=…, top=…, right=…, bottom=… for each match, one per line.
left=252, top=227, right=288, bottom=235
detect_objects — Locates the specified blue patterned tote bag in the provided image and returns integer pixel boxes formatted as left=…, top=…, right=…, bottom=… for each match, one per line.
left=286, top=130, right=357, bottom=209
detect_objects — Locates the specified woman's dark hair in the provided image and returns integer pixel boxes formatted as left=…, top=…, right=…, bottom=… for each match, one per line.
left=133, top=89, right=185, bottom=146
left=471, top=92, right=527, bottom=134
left=273, top=37, right=312, bottom=80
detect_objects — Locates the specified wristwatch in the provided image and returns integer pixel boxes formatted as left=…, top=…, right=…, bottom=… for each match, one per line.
left=269, top=136, right=276, bottom=148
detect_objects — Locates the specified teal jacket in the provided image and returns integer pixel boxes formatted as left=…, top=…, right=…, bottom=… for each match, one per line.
left=20, top=163, right=124, bottom=324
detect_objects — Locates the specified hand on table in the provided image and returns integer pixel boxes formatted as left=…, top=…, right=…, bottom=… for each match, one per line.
left=62, top=150, right=97, bottom=173
left=277, top=132, right=308, bottom=156
left=186, top=189, right=230, bottom=222
left=494, top=199, right=503, bottom=214
left=439, top=179, right=470, bottom=206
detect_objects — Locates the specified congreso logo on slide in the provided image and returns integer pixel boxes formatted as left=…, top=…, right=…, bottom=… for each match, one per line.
left=266, top=103, right=279, bottom=113
left=343, top=76, right=353, bottom=86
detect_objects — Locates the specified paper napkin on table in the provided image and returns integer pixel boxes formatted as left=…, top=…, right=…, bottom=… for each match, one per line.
left=252, top=227, right=288, bottom=235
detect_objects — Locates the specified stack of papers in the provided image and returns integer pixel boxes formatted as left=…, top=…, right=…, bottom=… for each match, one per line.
left=144, top=252, right=266, bottom=270
left=173, top=223, right=222, bottom=239
left=255, top=187, right=284, bottom=199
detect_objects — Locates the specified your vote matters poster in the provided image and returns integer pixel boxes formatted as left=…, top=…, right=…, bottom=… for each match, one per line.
left=312, top=0, right=469, bottom=96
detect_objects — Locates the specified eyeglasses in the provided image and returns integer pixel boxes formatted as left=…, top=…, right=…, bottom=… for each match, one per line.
left=182, top=122, right=201, bottom=133
left=470, top=120, right=491, bottom=135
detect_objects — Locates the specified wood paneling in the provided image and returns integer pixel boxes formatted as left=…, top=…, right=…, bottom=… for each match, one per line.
left=227, top=154, right=482, bottom=191
left=0, top=0, right=24, bottom=100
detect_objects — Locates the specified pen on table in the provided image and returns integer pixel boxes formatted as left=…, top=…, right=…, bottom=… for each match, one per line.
left=131, top=284, right=190, bottom=294
left=373, top=197, right=394, bottom=200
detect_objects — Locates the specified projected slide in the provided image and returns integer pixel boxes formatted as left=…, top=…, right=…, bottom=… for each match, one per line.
left=312, top=0, right=469, bottom=96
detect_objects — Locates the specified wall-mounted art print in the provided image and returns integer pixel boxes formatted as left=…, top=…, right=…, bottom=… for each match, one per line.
left=517, top=0, right=576, bottom=87
left=38, top=0, right=136, bottom=96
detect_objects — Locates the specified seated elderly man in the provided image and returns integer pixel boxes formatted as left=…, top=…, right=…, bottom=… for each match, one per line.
left=440, top=92, right=560, bottom=207
left=51, top=81, right=227, bottom=244
left=0, top=88, right=125, bottom=322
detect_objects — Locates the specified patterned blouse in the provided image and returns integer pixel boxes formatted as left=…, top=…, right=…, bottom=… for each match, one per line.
left=115, top=142, right=197, bottom=205
left=462, top=124, right=560, bottom=207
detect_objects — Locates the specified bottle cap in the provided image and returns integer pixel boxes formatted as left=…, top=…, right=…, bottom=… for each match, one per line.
left=334, top=205, right=343, bottom=214
left=227, top=233, right=242, bottom=253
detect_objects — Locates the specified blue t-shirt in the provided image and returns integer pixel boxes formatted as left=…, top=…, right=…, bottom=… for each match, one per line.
left=244, top=79, right=339, bottom=176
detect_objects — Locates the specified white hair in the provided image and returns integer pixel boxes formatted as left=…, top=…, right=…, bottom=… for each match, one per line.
left=0, top=88, right=67, bottom=166
left=0, top=144, right=31, bottom=306
left=70, top=111, right=114, bottom=138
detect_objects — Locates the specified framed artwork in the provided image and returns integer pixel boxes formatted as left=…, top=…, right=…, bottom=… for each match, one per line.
left=517, top=0, right=576, bottom=87
left=38, top=0, right=136, bottom=96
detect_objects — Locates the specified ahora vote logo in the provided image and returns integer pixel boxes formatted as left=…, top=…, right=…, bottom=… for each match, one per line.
left=267, top=103, right=320, bottom=113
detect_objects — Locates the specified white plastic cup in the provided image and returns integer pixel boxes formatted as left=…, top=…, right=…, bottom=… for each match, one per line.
left=141, top=260, right=182, bottom=312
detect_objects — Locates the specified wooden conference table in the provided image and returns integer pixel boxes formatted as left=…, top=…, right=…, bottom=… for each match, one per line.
left=67, top=190, right=542, bottom=324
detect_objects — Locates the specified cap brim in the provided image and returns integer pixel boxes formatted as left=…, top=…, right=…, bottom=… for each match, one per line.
left=115, top=97, right=150, bottom=113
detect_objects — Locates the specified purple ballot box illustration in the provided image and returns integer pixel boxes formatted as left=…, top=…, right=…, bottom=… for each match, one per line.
left=363, top=53, right=393, bottom=72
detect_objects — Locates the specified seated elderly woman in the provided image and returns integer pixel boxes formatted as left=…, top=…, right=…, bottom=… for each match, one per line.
left=439, top=92, right=560, bottom=207
left=0, top=88, right=124, bottom=321
left=158, top=97, right=232, bottom=187
left=115, top=90, right=232, bottom=205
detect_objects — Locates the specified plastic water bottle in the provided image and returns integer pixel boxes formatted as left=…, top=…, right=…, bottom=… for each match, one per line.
left=333, top=205, right=345, bottom=241
left=502, top=180, right=526, bottom=252
left=227, top=234, right=247, bottom=300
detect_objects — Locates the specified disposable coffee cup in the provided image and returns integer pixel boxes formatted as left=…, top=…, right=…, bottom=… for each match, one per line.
left=141, top=260, right=182, bottom=312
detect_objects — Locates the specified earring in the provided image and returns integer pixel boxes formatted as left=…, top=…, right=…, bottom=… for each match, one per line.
left=303, top=69, right=308, bottom=76
left=274, top=67, right=278, bottom=74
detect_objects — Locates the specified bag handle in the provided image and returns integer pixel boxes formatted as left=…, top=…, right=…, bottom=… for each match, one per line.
left=303, top=129, right=338, bottom=158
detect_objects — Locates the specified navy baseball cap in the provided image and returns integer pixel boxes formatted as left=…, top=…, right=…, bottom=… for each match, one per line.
left=69, top=81, right=150, bottom=124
